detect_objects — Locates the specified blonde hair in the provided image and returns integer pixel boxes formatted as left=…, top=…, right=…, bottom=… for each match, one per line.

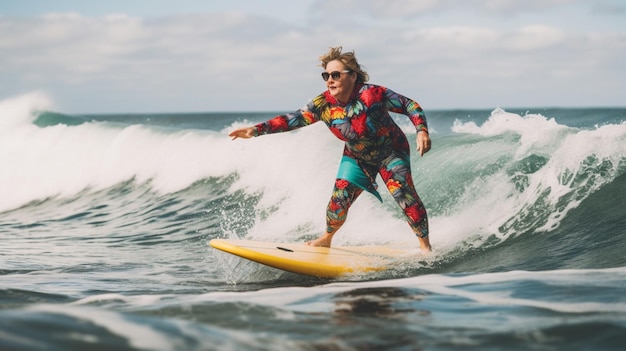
left=319, top=46, right=369, bottom=84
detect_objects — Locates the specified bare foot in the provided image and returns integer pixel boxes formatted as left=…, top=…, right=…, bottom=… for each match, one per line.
left=306, top=232, right=334, bottom=247
left=418, top=236, right=432, bottom=253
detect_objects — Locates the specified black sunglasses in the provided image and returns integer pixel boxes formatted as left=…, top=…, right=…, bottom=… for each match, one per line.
left=321, top=70, right=352, bottom=81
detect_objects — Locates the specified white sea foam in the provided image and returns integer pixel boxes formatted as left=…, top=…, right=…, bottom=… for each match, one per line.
left=2, top=93, right=624, bottom=253
left=447, top=107, right=626, bottom=239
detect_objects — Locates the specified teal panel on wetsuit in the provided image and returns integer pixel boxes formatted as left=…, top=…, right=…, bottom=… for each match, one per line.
left=336, top=156, right=383, bottom=202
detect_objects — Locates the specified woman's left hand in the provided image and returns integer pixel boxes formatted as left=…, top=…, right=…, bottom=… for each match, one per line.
left=417, top=131, right=431, bottom=156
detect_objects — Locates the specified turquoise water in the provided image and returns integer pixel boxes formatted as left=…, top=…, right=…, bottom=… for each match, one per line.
left=1, top=93, right=625, bottom=350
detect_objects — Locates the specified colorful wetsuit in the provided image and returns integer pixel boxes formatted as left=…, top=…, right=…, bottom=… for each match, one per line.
left=253, top=83, right=429, bottom=238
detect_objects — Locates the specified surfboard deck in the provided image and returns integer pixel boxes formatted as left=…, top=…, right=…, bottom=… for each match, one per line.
left=209, top=239, right=413, bottom=278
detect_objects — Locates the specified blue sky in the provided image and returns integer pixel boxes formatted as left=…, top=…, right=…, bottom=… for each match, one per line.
left=1, top=0, right=625, bottom=113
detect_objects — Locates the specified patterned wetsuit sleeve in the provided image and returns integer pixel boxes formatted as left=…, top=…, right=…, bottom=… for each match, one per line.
left=383, top=88, right=429, bottom=133
left=253, top=98, right=321, bottom=136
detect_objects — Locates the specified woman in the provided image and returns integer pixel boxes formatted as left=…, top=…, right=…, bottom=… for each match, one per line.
left=229, top=47, right=432, bottom=252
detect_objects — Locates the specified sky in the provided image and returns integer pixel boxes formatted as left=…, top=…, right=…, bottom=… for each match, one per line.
left=1, top=0, right=625, bottom=113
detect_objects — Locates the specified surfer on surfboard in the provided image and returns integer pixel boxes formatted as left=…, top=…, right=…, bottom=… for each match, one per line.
left=229, top=47, right=432, bottom=253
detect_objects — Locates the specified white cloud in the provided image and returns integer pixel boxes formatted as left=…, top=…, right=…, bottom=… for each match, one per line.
left=311, top=0, right=580, bottom=19
left=478, top=0, right=577, bottom=13
left=504, top=25, right=565, bottom=51
left=0, top=1, right=624, bottom=112
left=311, top=0, right=442, bottom=18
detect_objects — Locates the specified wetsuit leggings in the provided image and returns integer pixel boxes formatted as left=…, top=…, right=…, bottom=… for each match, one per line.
left=325, top=154, right=429, bottom=238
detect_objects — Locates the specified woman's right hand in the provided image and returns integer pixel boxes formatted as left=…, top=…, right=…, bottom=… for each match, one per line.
left=228, top=127, right=256, bottom=140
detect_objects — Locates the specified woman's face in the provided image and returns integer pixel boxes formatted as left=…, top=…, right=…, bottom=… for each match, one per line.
left=324, top=60, right=356, bottom=103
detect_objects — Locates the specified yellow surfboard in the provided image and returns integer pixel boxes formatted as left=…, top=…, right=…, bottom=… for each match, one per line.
left=209, top=239, right=412, bottom=278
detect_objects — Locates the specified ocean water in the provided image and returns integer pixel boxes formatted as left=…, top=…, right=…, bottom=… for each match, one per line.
left=1, top=92, right=625, bottom=350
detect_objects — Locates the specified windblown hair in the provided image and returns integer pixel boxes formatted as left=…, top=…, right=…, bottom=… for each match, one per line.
left=319, top=46, right=369, bottom=84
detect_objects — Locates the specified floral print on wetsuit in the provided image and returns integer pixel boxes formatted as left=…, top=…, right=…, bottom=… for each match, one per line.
left=253, top=83, right=429, bottom=238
